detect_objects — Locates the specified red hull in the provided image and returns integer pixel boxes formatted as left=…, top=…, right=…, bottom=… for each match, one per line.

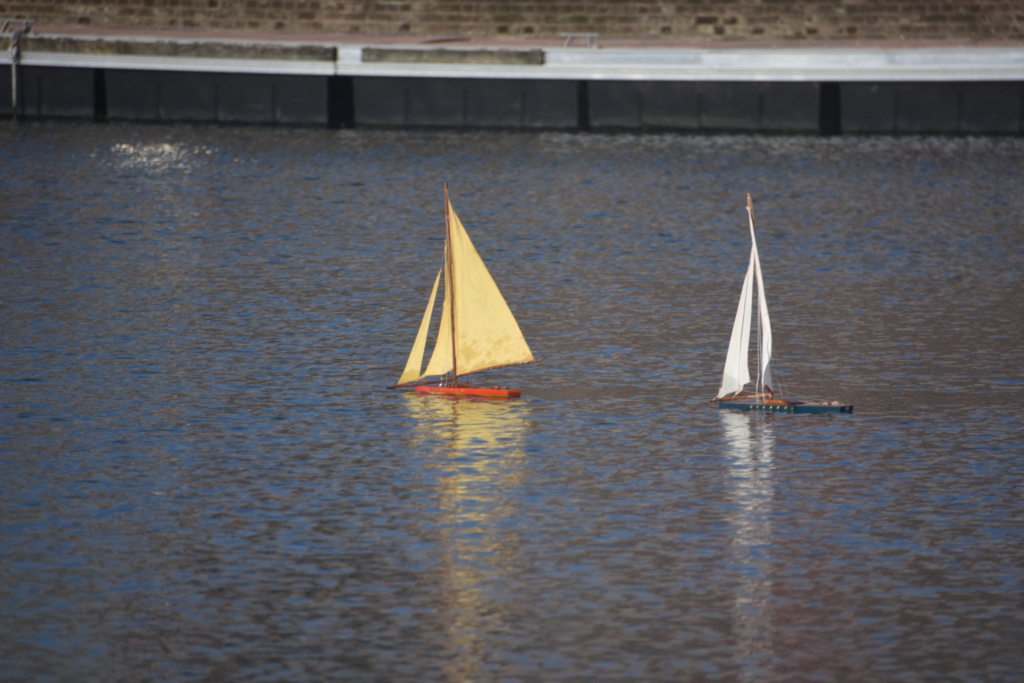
left=414, top=384, right=521, bottom=399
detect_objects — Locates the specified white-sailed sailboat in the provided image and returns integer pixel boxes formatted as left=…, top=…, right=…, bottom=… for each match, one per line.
left=712, top=194, right=852, bottom=414
left=388, top=184, right=539, bottom=398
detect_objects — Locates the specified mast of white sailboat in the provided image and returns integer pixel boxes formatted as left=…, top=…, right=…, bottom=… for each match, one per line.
left=444, top=182, right=458, bottom=383
left=748, top=194, right=762, bottom=400
left=748, top=193, right=775, bottom=400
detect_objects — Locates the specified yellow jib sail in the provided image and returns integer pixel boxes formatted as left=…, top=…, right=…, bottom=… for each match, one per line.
left=421, top=256, right=453, bottom=378
left=397, top=269, right=442, bottom=386
left=395, top=189, right=534, bottom=386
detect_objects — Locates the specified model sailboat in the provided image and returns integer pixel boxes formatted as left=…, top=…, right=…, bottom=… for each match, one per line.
left=712, top=194, right=852, bottom=414
left=388, top=184, right=539, bottom=398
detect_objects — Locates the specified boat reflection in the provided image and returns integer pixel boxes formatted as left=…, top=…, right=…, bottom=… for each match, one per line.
left=403, top=393, right=532, bottom=680
left=720, top=411, right=775, bottom=680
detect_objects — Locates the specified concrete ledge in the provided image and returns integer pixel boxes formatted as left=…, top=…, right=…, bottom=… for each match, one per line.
left=2, top=32, right=1022, bottom=81
left=20, top=35, right=336, bottom=61
left=541, top=47, right=1024, bottom=82
left=18, top=52, right=339, bottom=76
left=362, top=47, right=544, bottom=66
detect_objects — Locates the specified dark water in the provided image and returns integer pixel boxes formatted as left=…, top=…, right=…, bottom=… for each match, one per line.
left=2, top=122, right=1022, bottom=681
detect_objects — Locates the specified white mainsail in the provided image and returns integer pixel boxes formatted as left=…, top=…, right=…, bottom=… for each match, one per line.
left=395, top=188, right=535, bottom=386
left=717, top=195, right=774, bottom=399
left=748, top=202, right=773, bottom=395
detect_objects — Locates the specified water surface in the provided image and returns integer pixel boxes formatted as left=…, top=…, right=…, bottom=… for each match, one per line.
left=2, top=122, right=1023, bottom=680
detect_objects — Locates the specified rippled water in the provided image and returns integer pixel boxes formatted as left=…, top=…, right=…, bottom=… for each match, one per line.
left=2, top=122, right=1023, bottom=680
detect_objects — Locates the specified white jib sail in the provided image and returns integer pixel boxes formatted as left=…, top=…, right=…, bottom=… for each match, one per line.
left=718, top=251, right=754, bottom=399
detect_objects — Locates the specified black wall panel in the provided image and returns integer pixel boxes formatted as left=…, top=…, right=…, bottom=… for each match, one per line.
left=841, top=81, right=1023, bottom=134
left=353, top=77, right=579, bottom=129
left=3, top=64, right=1019, bottom=134
left=104, top=70, right=327, bottom=124
left=18, top=66, right=94, bottom=118
left=589, top=81, right=819, bottom=132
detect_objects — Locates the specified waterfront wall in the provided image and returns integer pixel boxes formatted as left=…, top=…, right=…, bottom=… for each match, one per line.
left=3, top=1, right=1023, bottom=41
left=2, top=10, right=1022, bottom=135
left=4, top=63, right=1022, bottom=135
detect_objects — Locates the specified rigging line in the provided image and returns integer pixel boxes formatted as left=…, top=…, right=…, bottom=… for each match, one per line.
left=756, top=275, right=762, bottom=398
left=735, top=277, right=751, bottom=395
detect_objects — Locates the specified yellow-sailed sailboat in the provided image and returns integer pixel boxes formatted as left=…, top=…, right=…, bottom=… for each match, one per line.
left=387, top=184, right=539, bottom=398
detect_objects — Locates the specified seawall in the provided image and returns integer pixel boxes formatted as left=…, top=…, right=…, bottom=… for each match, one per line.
left=3, top=23, right=1023, bottom=134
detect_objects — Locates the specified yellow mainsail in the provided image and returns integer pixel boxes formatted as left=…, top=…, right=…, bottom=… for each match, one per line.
left=447, top=200, right=535, bottom=376
left=395, top=187, right=535, bottom=386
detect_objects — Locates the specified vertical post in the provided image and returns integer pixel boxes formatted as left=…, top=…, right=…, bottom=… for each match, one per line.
left=10, top=59, right=16, bottom=121
left=93, top=68, right=107, bottom=122
left=576, top=80, right=590, bottom=131
left=5, top=20, right=32, bottom=121
left=326, top=76, right=355, bottom=128
left=819, top=82, right=841, bottom=135
left=10, top=26, right=21, bottom=121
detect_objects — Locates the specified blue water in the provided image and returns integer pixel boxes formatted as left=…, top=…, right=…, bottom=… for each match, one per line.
left=2, top=122, right=1023, bottom=680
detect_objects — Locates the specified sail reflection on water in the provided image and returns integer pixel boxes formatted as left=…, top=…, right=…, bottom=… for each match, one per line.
left=403, top=394, right=532, bottom=679
left=721, top=411, right=775, bottom=680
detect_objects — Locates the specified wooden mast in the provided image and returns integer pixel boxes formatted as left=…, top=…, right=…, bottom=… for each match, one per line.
left=444, top=182, right=458, bottom=383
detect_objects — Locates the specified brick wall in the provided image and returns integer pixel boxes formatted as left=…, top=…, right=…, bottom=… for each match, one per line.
left=3, top=1, right=1022, bottom=40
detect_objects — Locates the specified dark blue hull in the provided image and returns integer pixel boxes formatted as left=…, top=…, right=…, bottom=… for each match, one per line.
left=713, top=399, right=853, bottom=414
